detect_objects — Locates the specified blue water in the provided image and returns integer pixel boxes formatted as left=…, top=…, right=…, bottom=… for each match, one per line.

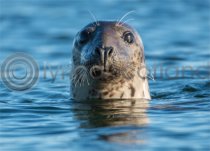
left=0, top=0, right=210, bottom=151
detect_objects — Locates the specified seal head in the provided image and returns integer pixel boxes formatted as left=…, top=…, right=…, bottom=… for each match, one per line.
left=71, top=21, right=150, bottom=100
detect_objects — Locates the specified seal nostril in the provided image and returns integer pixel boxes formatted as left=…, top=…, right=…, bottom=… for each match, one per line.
left=108, top=47, right=114, bottom=57
left=95, top=46, right=113, bottom=57
left=95, top=47, right=101, bottom=56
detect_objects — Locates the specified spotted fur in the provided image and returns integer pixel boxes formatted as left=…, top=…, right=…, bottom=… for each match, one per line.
left=70, top=21, right=151, bottom=100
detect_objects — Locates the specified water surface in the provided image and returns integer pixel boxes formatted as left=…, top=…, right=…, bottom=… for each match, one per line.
left=0, top=0, right=210, bottom=151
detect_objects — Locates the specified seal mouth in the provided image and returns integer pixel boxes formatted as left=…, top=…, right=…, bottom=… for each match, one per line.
left=88, top=64, right=123, bottom=83
left=90, top=65, right=112, bottom=78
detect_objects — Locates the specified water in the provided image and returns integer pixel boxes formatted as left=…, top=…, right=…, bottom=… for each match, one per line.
left=0, top=0, right=210, bottom=150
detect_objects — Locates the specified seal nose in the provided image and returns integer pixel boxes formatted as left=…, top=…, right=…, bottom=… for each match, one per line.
left=95, top=46, right=114, bottom=57
left=95, top=46, right=114, bottom=71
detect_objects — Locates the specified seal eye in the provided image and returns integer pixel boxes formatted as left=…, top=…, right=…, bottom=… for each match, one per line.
left=123, top=32, right=134, bottom=44
left=79, top=27, right=95, bottom=44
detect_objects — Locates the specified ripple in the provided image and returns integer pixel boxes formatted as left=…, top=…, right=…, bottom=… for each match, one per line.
left=50, top=34, right=73, bottom=41
left=172, top=40, right=195, bottom=47
left=182, top=85, right=200, bottom=92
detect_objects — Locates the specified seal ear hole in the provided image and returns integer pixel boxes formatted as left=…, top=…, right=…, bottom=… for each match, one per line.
left=123, top=31, right=135, bottom=44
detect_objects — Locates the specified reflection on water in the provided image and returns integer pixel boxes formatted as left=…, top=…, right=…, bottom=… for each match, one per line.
left=72, top=99, right=149, bottom=144
left=73, top=99, right=149, bottom=128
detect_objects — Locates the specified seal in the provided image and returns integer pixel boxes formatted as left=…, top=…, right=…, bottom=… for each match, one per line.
left=70, top=21, right=151, bottom=100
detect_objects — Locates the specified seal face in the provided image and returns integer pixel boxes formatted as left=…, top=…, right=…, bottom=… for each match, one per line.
left=71, top=21, right=150, bottom=100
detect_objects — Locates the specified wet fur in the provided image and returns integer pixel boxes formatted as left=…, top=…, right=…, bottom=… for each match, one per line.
left=70, top=21, right=151, bottom=100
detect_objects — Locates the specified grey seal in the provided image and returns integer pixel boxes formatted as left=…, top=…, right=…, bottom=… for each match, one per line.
left=70, top=21, right=150, bottom=100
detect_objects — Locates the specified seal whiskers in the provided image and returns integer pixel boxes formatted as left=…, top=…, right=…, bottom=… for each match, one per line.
left=88, top=10, right=99, bottom=26
left=119, top=18, right=135, bottom=26
left=116, top=10, right=135, bottom=26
